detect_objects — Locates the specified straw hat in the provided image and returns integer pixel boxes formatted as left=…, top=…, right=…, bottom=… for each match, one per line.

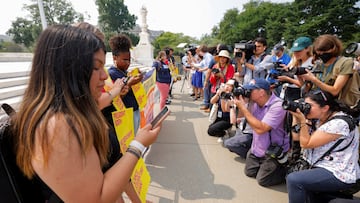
left=215, top=50, right=231, bottom=61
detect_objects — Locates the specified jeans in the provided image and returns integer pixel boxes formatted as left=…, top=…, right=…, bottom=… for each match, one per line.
left=202, top=83, right=211, bottom=108
left=287, top=167, right=353, bottom=203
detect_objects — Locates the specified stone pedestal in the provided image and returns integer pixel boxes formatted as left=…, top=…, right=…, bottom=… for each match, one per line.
left=133, top=6, right=154, bottom=67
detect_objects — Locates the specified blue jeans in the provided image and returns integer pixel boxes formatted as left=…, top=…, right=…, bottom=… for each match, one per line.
left=202, top=83, right=211, bottom=108
left=287, top=167, right=353, bottom=203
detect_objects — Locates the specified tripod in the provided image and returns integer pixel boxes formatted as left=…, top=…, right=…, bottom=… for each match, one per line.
left=180, top=70, right=189, bottom=93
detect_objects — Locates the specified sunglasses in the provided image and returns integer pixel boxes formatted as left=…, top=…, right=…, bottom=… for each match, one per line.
left=313, top=90, right=327, bottom=101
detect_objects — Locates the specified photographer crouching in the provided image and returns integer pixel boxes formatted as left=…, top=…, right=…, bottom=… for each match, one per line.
left=225, top=78, right=290, bottom=187
left=207, top=80, right=236, bottom=139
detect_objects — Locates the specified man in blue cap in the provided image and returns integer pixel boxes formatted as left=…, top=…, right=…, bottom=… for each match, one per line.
left=224, top=78, right=289, bottom=187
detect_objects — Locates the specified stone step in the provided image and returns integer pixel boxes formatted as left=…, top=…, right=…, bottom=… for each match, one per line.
left=0, top=76, right=29, bottom=88
left=0, top=62, right=31, bottom=79
left=0, top=85, right=26, bottom=100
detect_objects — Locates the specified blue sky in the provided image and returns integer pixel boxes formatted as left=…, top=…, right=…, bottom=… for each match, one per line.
left=0, top=0, right=292, bottom=39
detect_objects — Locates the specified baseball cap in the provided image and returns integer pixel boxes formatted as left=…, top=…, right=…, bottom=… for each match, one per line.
left=243, top=78, right=270, bottom=90
left=290, top=37, right=312, bottom=52
left=273, top=44, right=284, bottom=52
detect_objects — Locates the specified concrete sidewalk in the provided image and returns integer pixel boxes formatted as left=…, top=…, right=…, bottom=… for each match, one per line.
left=144, top=81, right=288, bottom=203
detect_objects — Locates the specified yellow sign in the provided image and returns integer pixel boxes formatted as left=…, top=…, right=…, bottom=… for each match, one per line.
left=131, top=158, right=151, bottom=203
left=130, top=68, right=148, bottom=109
left=112, top=108, right=134, bottom=153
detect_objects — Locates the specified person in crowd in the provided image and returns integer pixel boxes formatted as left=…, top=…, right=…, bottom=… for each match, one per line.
left=300, top=34, right=358, bottom=109
left=103, top=34, right=143, bottom=135
left=237, top=37, right=273, bottom=85
left=71, top=22, right=129, bottom=110
left=226, top=78, right=289, bottom=186
left=182, top=50, right=193, bottom=91
left=12, top=25, right=161, bottom=202
left=269, top=43, right=292, bottom=96
left=286, top=90, right=360, bottom=203
left=354, top=54, right=360, bottom=73
left=209, top=50, right=235, bottom=112
left=153, top=50, right=172, bottom=109
left=194, top=45, right=215, bottom=111
left=272, top=44, right=291, bottom=65
left=73, top=22, right=146, bottom=203
left=277, top=36, right=314, bottom=101
left=165, top=47, right=176, bottom=104
left=207, top=79, right=235, bottom=139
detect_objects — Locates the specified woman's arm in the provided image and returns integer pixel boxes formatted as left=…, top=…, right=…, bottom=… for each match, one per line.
left=32, top=116, right=160, bottom=203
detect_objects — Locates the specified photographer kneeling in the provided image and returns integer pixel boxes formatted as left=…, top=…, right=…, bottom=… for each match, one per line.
left=227, top=78, right=289, bottom=187
left=207, top=80, right=235, bottom=138
left=286, top=90, right=360, bottom=203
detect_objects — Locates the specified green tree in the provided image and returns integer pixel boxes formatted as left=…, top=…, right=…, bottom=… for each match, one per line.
left=7, top=0, right=84, bottom=49
left=283, top=0, right=360, bottom=45
left=6, top=18, right=39, bottom=48
left=96, top=0, right=136, bottom=33
left=152, top=32, right=197, bottom=56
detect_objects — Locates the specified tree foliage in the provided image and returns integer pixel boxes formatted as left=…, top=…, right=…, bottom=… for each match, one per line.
left=213, top=0, right=360, bottom=50
left=152, top=32, right=197, bottom=55
left=7, top=0, right=84, bottom=49
left=96, top=0, right=136, bottom=33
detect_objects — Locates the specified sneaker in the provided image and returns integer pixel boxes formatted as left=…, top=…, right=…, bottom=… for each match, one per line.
left=200, top=106, right=208, bottom=110
left=190, top=93, right=195, bottom=96
left=217, top=137, right=224, bottom=143
left=166, top=100, right=171, bottom=105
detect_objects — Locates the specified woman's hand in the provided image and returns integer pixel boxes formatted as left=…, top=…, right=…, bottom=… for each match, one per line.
left=289, top=108, right=307, bottom=124
left=111, top=78, right=125, bottom=96
left=134, top=124, right=161, bottom=147
left=299, top=69, right=317, bottom=82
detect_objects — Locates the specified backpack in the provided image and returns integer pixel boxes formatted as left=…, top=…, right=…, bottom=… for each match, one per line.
left=328, top=114, right=360, bottom=196
left=0, top=103, right=62, bottom=203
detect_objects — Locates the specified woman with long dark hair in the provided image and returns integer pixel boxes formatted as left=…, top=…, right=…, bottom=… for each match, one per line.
left=13, top=25, right=160, bottom=202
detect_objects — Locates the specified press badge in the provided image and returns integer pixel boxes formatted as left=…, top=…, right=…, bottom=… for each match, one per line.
left=217, top=111, right=222, bottom=118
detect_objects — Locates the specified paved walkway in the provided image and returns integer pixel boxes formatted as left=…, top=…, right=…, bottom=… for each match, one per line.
left=144, top=80, right=288, bottom=203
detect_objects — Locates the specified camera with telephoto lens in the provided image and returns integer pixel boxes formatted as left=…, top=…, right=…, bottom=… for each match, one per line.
left=234, top=41, right=255, bottom=60
left=345, top=42, right=360, bottom=55
left=282, top=99, right=311, bottom=115
left=233, top=86, right=251, bottom=98
left=220, top=92, right=233, bottom=100
left=267, top=63, right=323, bottom=86
left=265, top=144, right=288, bottom=164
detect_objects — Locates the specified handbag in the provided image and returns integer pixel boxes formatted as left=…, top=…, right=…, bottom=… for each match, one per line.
left=208, top=103, right=218, bottom=123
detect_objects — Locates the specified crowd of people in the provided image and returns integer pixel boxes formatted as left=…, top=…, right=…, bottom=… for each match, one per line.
left=5, top=20, right=360, bottom=202
left=179, top=35, right=360, bottom=202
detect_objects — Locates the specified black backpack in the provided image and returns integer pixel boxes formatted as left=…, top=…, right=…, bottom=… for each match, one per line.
left=0, top=103, right=62, bottom=203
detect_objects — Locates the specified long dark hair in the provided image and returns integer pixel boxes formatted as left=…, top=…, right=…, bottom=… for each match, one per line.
left=305, top=90, right=355, bottom=116
left=14, top=25, right=109, bottom=178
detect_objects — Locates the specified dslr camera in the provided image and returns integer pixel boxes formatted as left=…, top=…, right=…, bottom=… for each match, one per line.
left=267, top=63, right=322, bottom=86
left=233, top=86, right=251, bottom=98
left=266, top=144, right=288, bottom=164
left=234, top=41, right=256, bottom=60
left=282, top=99, right=311, bottom=115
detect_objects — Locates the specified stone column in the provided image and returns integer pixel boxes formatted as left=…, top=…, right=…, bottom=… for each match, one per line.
left=133, top=6, right=154, bottom=67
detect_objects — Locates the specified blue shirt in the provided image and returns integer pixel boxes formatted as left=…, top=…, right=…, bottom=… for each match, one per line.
left=272, top=53, right=291, bottom=65
left=108, top=66, right=139, bottom=111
